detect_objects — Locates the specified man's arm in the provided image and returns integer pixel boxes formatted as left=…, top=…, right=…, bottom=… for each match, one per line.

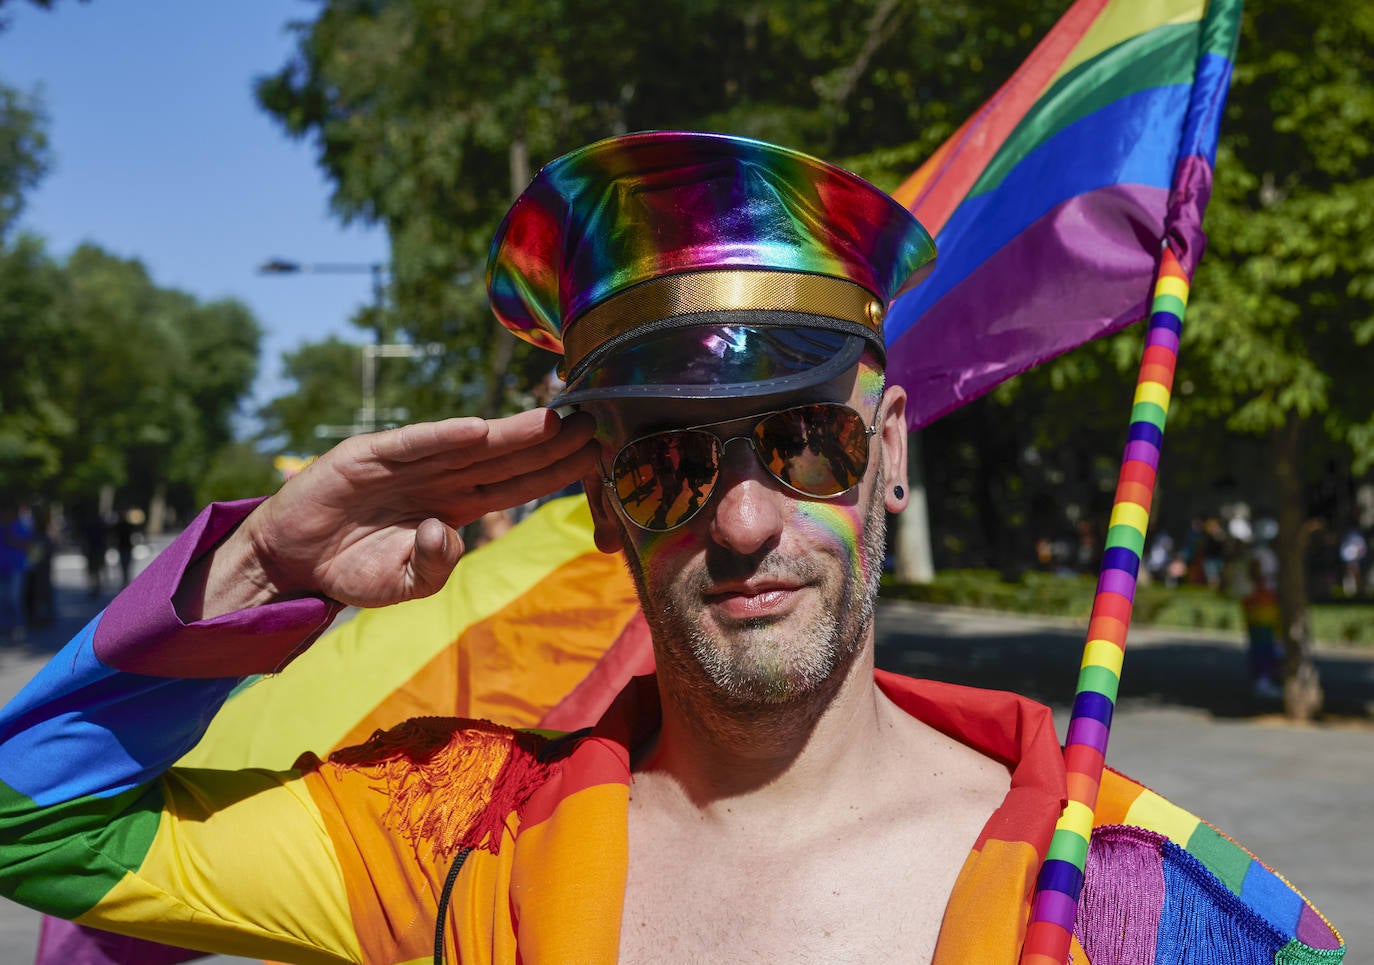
left=181, top=409, right=598, bottom=619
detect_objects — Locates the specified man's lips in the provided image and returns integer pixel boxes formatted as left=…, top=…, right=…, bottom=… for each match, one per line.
left=703, top=581, right=806, bottom=619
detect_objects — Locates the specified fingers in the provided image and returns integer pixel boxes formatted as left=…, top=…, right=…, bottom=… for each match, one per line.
left=311, top=410, right=599, bottom=537
left=446, top=438, right=600, bottom=520
left=444, top=411, right=597, bottom=486
left=371, top=409, right=580, bottom=465
left=407, top=517, right=464, bottom=599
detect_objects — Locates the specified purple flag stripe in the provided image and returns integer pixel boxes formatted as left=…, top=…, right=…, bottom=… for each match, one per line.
left=1122, top=439, right=1161, bottom=469
left=1144, top=325, right=1181, bottom=353
left=1066, top=715, right=1111, bottom=755
left=888, top=183, right=1166, bottom=429
left=1032, top=888, right=1080, bottom=932
left=1096, top=570, right=1138, bottom=602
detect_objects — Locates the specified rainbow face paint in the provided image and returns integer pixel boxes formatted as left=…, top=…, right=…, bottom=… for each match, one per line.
left=795, top=500, right=868, bottom=589
left=857, top=364, right=885, bottom=411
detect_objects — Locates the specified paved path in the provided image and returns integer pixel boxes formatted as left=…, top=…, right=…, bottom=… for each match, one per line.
left=1, top=553, right=1368, bottom=962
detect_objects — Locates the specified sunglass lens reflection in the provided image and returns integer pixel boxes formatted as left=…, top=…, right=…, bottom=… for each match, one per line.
left=756, top=405, right=866, bottom=496
left=613, top=430, right=720, bottom=530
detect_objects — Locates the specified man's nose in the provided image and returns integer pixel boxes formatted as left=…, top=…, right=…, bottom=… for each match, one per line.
left=706, top=440, right=786, bottom=556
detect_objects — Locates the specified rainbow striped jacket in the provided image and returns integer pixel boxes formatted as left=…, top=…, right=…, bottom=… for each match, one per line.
left=0, top=503, right=1345, bottom=963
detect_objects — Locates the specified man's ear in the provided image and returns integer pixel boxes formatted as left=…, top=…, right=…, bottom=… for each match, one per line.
left=583, top=470, right=628, bottom=553
left=879, top=384, right=910, bottom=514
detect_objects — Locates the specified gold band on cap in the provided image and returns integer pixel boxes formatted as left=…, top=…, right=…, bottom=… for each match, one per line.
left=562, top=269, right=886, bottom=372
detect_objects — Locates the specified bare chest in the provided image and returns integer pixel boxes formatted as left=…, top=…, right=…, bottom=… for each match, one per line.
left=617, top=796, right=993, bottom=965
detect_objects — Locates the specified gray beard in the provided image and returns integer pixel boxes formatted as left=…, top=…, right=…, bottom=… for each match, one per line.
left=621, top=465, right=888, bottom=713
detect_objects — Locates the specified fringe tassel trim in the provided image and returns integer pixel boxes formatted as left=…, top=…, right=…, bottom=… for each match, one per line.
left=1076, top=826, right=1346, bottom=964
left=330, top=717, right=555, bottom=858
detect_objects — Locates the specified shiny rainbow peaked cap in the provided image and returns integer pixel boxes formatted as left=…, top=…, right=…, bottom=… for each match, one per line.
left=487, top=131, right=936, bottom=405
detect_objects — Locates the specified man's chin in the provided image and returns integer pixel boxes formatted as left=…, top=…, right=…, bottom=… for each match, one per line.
left=688, top=624, right=847, bottom=706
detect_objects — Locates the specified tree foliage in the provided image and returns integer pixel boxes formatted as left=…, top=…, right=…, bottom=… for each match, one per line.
left=0, top=239, right=264, bottom=520
left=0, top=84, right=48, bottom=237
left=0, top=234, right=69, bottom=490
left=909, top=0, right=1374, bottom=718
left=1184, top=0, right=1374, bottom=459
left=258, top=337, right=363, bottom=453
left=256, top=0, right=1064, bottom=418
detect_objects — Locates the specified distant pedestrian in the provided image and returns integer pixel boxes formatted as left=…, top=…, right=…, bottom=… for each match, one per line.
left=0, top=505, right=33, bottom=642
left=1145, top=530, right=1174, bottom=583
left=79, top=510, right=108, bottom=598
left=23, top=506, right=56, bottom=629
left=1200, top=517, right=1228, bottom=589
left=1229, top=552, right=1283, bottom=700
left=1339, top=527, right=1367, bottom=597
left=113, top=509, right=144, bottom=587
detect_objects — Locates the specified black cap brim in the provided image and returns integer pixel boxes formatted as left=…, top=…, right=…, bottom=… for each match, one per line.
left=548, top=313, right=878, bottom=407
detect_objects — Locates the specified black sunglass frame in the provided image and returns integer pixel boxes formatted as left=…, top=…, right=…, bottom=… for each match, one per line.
left=603, top=401, right=881, bottom=532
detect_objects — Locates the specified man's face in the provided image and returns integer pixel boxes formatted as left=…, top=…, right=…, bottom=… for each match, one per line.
left=583, top=361, right=909, bottom=707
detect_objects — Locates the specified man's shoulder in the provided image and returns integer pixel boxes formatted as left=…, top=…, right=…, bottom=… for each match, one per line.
left=874, top=669, right=1062, bottom=767
left=874, top=668, right=1055, bottom=719
left=1081, top=769, right=1344, bottom=963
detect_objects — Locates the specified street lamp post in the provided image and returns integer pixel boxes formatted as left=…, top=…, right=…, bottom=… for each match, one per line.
left=258, top=258, right=386, bottom=336
left=353, top=341, right=445, bottom=435
left=259, top=258, right=441, bottom=438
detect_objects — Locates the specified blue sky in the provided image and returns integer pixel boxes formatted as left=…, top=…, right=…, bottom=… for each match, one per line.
left=0, top=0, right=390, bottom=417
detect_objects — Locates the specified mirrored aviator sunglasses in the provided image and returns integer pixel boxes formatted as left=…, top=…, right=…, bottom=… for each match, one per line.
left=608, top=402, right=879, bottom=531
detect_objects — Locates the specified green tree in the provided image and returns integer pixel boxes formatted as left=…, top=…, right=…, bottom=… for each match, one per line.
left=256, top=0, right=1062, bottom=416
left=0, top=234, right=69, bottom=500
left=1174, top=0, right=1374, bottom=718
left=28, top=245, right=265, bottom=522
left=196, top=442, right=282, bottom=507
left=942, top=0, right=1374, bottom=720
left=1, top=239, right=266, bottom=518
left=258, top=336, right=364, bottom=453
left=0, top=86, right=63, bottom=501
left=0, top=85, right=47, bottom=237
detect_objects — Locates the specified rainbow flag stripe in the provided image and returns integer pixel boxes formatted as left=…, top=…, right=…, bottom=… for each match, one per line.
left=885, top=0, right=1242, bottom=430
left=6, top=504, right=1346, bottom=963
left=177, top=497, right=644, bottom=771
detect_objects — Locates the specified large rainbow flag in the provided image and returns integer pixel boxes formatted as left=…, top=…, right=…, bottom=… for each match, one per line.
left=887, top=0, right=1240, bottom=430
left=28, top=497, right=653, bottom=965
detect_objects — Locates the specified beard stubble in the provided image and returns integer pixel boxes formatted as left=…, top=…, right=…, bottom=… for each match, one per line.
left=622, top=464, right=889, bottom=710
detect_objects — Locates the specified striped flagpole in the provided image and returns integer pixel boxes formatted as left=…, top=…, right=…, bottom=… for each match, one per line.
left=1019, top=244, right=1189, bottom=965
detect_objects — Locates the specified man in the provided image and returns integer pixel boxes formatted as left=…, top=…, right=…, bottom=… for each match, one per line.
left=0, top=133, right=1344, bottom=963
left=0, top=504, right=33, bottom=642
